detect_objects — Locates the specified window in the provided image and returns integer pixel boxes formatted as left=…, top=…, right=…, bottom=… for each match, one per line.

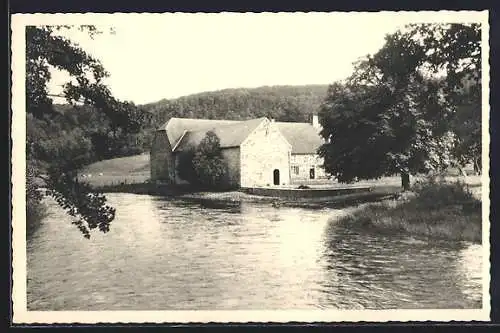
left=292, top=165, right=300, bottom=175
left=309, top=167, right=315, bottom=179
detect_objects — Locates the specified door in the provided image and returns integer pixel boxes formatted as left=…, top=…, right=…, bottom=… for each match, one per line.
left=273, top=169, right=280, bottom=185
left=309, top=167, right=315, bottom=179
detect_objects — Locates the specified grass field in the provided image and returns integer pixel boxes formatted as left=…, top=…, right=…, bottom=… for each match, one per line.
left=78, top=153, right=150, bottom=187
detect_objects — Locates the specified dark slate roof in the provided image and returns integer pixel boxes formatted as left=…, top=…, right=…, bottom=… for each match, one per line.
left=275, top=122, right=324, bottom=154
left=173, top=118, right=267, bottom=152
left=158, top=117, right=323, bottom=154
left=161, top=118, right=240, bottom=148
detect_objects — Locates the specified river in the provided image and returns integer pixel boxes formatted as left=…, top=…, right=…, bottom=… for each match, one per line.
left=27, top=193, right=483, bottom=310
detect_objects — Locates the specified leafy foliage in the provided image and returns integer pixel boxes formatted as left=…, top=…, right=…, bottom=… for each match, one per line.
left=34, top=85, right=325, bottom=159
left=192, top=131, right=227, bottom=188
left=143, top=84, right=328, bottom=123
left=26, top=25, right=144, bottom=237
left=318, top=23, right=481, bottom=189
left=337, top=178, right=481, bottom=243
left=318, top=80, right=451, bottom=183
left=44, top=174, right=115, bottom=239
left=177, top=131, right=227, bottom=189
left=407, top=23, right=482, bottom=172
left=134, top=85, right=329, bottom=155
left=412, top=177, right=480, bottom=212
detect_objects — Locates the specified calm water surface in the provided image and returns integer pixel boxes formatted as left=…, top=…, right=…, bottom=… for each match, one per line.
left=27, top=193, right=483, bottom=310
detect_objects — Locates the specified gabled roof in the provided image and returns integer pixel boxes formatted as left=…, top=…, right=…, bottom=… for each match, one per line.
left=275, top=122, right=324, bottom=154
left=158, top=116, right=324, bottom=154
left=174, top=118, right=267, bottom=152
left=160, top=118, right=240, bottom=148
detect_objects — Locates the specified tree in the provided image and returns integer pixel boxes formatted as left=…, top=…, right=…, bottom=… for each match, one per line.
left=192, top=131, right=227, bottom=188
left=408, top=23, right=482, bottom=174
left=318, top=80, right=451, bottom=190
left=26, top=25, right=141, bottom=238
left=318, top=23, right=480, bottom=190
left=177, top=131, right=227, bottom=189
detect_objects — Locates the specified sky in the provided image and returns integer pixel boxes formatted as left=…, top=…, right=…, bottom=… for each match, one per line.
left=42, top=12, right=486, bottom=105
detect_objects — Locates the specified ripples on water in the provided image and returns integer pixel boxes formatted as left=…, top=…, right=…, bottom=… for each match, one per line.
left=27, top=193, right=483, bottom=310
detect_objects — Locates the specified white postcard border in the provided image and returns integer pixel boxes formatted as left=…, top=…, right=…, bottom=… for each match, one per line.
left=11, top=11, right=491, bottom=324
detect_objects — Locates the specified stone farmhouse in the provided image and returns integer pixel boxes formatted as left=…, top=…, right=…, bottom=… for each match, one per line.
left=150, top=115, right=328, bottom=188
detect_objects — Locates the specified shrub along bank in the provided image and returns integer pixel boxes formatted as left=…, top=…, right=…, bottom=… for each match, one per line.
left=337, top=177, right=482, bottom=243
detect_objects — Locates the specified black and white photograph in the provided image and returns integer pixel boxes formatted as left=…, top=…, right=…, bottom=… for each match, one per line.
left=11, top=11, right=490, bottom=323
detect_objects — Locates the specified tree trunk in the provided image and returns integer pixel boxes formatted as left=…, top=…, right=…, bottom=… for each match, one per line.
left=401, top=171, right=410, bottom=192
left=474, top=158, right=481, bottom=175
left=457, top=165, right=467, bottom=177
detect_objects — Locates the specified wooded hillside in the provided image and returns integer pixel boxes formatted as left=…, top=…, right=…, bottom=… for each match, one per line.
left=44, top=84, right=330, bottom=162
left=144, top=84, right=329, bottom=124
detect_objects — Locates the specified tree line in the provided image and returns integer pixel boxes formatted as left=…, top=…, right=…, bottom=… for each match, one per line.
left=143, top=84, right=328, bottom=124
left=35, top=86, right=330, bottom=165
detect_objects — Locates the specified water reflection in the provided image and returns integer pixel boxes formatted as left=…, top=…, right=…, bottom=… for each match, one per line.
left=27, top=193, right=483, bottom=310
left=165, top=197, right=244, bottom=213
left=319, top=222, right=482, bottom=309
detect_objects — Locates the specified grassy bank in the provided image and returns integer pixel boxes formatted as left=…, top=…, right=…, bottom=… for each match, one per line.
left=336, top=177, right=482, bottom=243
left=78, top=153, right=150, bottom=188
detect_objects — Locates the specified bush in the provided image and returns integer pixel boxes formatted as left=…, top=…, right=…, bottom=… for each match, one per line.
left=412, top=177, right=480, bottom=212
left=176, top=131, right=228, bottom=190
left=336, top=177, right=482, bottom=243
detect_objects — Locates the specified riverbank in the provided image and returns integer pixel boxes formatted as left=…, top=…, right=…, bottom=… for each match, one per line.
left=85, top=167, right=483, bottom=242
left=178, top=185, right=398, bottom=209
left=91, top=180, right=401, bottom=209
left=335, top=178, right=483, bottom=243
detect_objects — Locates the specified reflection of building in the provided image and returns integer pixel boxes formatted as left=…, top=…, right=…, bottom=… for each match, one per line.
left=150, top=115, right=327, bottom=188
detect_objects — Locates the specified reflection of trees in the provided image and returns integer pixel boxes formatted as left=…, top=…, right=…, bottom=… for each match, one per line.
left=197, top=199, right=242, bottom=213
left=149, top=197, right=246, bottom=243
left=27, top=215, right=43, bottom=241
left=159, top=197, right=243, bottom=214
left=148, top=197, right=270, bottom=309
left=318, top=221, right=477, bottom=309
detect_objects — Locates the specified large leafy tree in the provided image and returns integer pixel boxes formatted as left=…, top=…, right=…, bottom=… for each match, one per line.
left=318, top=23, right=481, bottom=190
left=411, top=23, right=481, bottom=173
left=26, top=25, right=143, bottom=238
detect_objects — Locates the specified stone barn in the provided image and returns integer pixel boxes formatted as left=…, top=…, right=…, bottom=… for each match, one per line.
left=150, top=115, right=328, bottom=188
